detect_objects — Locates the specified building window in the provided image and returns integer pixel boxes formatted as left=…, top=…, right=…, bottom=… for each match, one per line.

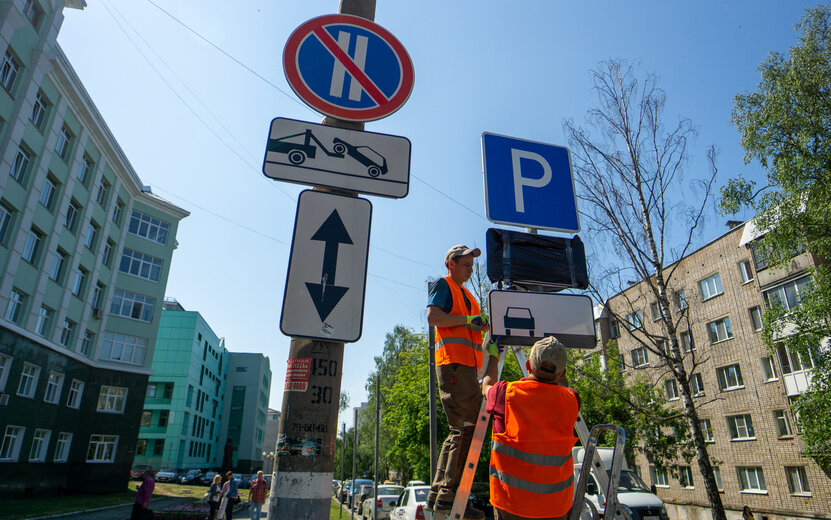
left=97, top=386, right=127, bottom=414
left=91, top=282, right=105, bottom=310
left=128, top=210, right=170, bottom=245
left=112, top=199, right=124, bottom=225
left=30, top=91, right=49, bottom=129
left=707, top=317, right=733, bottom=343
left=39, top=175, right=57, bottom=210
left=0, top=202, right=13, bottom=244
left=100, top=332, right=147, bottom=366
left=146, top=383, right=156, bottom=398
left=29, top=429, right=50, bottom=462
left=625, top=311, right=643, bottom=331
left=53, top=432, right=72, bottom=462
left=664, top=379, right=679, bottom=400
left=0, top=425, right=25, bottom=461
left=140, top=411, right=152, bottom=426
left=109, top=289, right=155, bottom=322
left=727, top=414, right=756, bottom=440
left=690, top=373, right=705, bottom=396
left=102, top=240, right=114, bottom=267
left=59, top=319, right=74, bottom=347
left=716, top=364, right=744, bottom=391
left=56, top=125, right=73, bottom=161
left=65, top=200, right=80, bottom=232
left=71, top=267, right=87, bottom=297
left=153, top=438, right=164, bottom=456
left=679, top=466, right=694, bottom=488
left=136, top=439, right=147, bottom=456
left=713, top=466, right=724, bottom=491
left=158, top=410, right=170, bottom=428
left=78, top=155, right=93, bottom=185
left=34, top=305, right=51, bottom=336
left=738, top=260, right=754, bottom=284
left=43, top=372, right=63, bottom=404
left=608, top=319, right=619, bottom=339
left=649, top=466, right=669, bottom=487
left=774, top=410, right=793, bottom=437
left=84, top=222, right=99, bottom=250
left=763, top=276, right=812, bottom=313
left=786, top=467, right=811, bottom=495
left=1, top=51, right=21, bottom=93
left=698, top=273, right=723, bottom=301
left=5, top=288, right=25, bottom=323
left=95, top=179, right=109, bottom=206
left=86, top=435, right=118, bottom=463
left=700, top=418, right=714, bottom=442
left=48, top=249, right=67, bottom=283
left=777, top=344, right=814, bottom=375
left=22, top=227, right=43, bottom=264
left=680, top=331, right=695, bottom=352
left=748, top=306, right=763, bottom=332
left=66, top=379, right=84, bottom=408
left=737, top=466, right=766, bottom=493
left=650, top=302, right=662, bottom=321
left=9, top=145, right=32, bottom=184
left=631, top=347, right=649, bottom=368
left=80, top=330, right=94, bottom=357
left=659, top=339, right=670, bottom=356
left=163, top=383, right=173, bottom=399
left=17, top=362, right=40, bottom=398
left=119, top=249, right=163, bottom=282
left=761, top=356, right=778, bottom=382
left=23, top=0, right=44, bottom=28
left=673, top=289, right=688, bottom=311
left=750, top=241, right=769, bottom=271
left=0, top=354, right=11, bottom=392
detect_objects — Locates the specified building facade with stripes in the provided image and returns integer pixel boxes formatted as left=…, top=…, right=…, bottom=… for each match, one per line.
left=0, top=0, right=188, bottom=495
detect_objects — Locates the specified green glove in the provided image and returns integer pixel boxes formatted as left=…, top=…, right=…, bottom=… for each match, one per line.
left=486, top=339, right=501, bottom=358
left=466, top=312, right=490, bottom=328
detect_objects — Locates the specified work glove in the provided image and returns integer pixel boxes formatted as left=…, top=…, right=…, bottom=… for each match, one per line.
left=486, top=337, right=503, bottom=358
left=466, top=312, right=490, bottom=329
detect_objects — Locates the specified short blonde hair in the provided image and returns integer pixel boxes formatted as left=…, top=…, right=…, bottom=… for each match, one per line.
left=213, top=474, right=222, bottom=483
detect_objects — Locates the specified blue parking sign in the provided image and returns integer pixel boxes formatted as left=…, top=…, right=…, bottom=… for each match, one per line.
left=482, top=133, right=580, bottom=233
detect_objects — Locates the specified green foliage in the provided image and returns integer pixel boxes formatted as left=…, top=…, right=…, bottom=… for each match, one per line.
left=725, top=5, right=831, bottom=468
left=567, top=342, right=694, bottom=474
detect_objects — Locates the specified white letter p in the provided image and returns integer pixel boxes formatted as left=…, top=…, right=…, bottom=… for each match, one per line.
left=511, top=149, right=552, bottom=213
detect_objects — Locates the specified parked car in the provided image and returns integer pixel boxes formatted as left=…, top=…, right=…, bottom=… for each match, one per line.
left=347, top=479, right=373, bottom=508
left=130, top=464, right=154, bottom=480
left=361, top=484, right=404, bottom=520
left=405, top=480, right=426, bottom=487
left=353, top=484, right=374, bottom=512
left=238, top=474, right=253, bottom=489
left=155, top=467, right=179, bottom=483
left=179, top=469, right=203, bottom=485
left=199, top=471, right=218, bottom=485
left=390, top=486, right=431, bottom=520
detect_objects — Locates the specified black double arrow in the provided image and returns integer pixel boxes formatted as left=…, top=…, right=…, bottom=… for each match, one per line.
left=305, top=209, right=352, bottom=321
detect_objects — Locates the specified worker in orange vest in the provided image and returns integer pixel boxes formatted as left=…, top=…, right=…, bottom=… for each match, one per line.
left=482, top=336, right=580, bottom=520
left=426, top=245, right=489, bottom=519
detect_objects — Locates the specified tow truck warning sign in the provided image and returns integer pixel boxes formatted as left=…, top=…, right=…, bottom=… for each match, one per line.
left=262, top=117, right=411, bottom=198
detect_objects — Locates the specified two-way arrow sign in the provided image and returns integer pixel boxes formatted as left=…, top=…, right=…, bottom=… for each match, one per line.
left=281, top=190, right=372, bottom=342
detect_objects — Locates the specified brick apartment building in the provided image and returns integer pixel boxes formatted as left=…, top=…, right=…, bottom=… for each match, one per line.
left=593, top=220, right=829, bottom=520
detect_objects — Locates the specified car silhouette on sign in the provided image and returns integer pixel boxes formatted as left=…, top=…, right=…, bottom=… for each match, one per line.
left=504, top=307, right=535, bottom=336
left=332, top=138, right=389, bottom=177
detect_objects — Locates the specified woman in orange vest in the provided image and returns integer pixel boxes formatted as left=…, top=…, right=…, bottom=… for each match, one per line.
left=426, top=245, right=490, bottom=520
left=483, top=336, right=580, bottom=520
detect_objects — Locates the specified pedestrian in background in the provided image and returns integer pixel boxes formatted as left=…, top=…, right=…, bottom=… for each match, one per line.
left=131, top=469, right=155, bottom=520
left=249, top=471, right=268, bottom=520
left=482, top=336, right=580, bottom=520
left=426, top=244, right=489, bottom=519
left=208, top=474, right=224, bottom=520
left=221, top=471, right=240, bottom=520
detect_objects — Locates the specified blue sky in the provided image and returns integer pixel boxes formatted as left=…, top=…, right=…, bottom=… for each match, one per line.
left=57, top=1, right=819, bottom=424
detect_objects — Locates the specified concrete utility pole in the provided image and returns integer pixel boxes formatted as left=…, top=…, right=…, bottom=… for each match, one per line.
left=270, top=1, right=377, bottom=519
left=352, top=406, right=358, bottom=520
left=428, top=325, right=437, bottom=481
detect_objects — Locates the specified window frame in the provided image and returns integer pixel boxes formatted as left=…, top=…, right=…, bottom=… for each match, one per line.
left=28, top=429, right=51, bottom=462
left=737, top=466, right=767, bottom=494
left=5, top=288, right=25, bottom=323
left=119, top=248, right=163, bottom=283
left=761, top=356, right=778, bottom=382
left=707, top=316, right=734, bottom=344
left=16, top=362, right=40, bottom=398
left=86, top=434, right=118, bottom=463
left=1, top=50, right=21, bottom=93
left=9, top=144, right=32, bottom=184
left=727, top=414, right=756, bottom=441
left=690, top=373, right=705, bottom=397
left=748, top=306, right=763, bottom=332
left=700, top=418, right=714, bottom=443
left=34, top=305, right=51, bottom=336
left=96, top=386, right=128, bottom=414
left=631, top=347, right=649, bottom=368
left=22, top=227, right=43, bottom=265
left=698, top=273, right=724, bottom=301
left=39, top=175, right=57, bottom=210
left=664, top=379, right=679, bottom=401
left=23, top=0, right=44, bottom=29
left=625, top=311, right=643, bottom=331
left=43, top=371, right=63, bottom=404
left=0, top=353, right=11, bottom=392
left=0, top=202, right=13, bottom=245
left=64, top=200, right=80, bottom=232
left=100, top=332, right=147, bottom=366
left=763, top=275, right=812, bottom=313
left=55, top=125, right=74, bottom=161
left=53, top=432, right=72, bottom=463
left=128, top=210, right=170, bottom=245
left=0, top=425, right=25, bottom=461
left=30, top=90, right=49, bottom=129
left=66, top=379, right=84, bottom=409
left=738, top=260, right=754, bottom=284
left=785, top=466, right=811, bottom=496
left=773, top=409, right=793, bottom=437
left=679, top=465, right=694, bottom=489
left=716, top=364, right=745, bottom=391
left=59, top=318, right=74, bottom=347
left=108, top=289, right=155, bottom=323
left=649, top=466, right=669, bottom=488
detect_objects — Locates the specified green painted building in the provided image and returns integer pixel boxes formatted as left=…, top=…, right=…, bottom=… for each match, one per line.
left=134, top=300, right=229, bottom=471
left=0, top=0, right=188, bottom=495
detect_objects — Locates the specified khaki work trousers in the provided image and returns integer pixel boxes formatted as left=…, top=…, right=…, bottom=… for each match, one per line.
left=429, top=362, right=482, bottom=504
left=494, top=508, right=570, bottom=520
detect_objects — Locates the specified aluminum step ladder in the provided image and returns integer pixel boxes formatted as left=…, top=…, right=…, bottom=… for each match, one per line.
left=435, top=341, right=628, bottom=520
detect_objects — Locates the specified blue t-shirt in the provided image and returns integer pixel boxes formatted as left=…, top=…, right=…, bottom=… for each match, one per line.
left=427, top=278, right=472, bottom=314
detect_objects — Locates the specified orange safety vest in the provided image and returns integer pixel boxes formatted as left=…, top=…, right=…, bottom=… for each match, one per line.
left=490, top=379, right=579, bottom=518
left=434, top=276, right=482, bottom=369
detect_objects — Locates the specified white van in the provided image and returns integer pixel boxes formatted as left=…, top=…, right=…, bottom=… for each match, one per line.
left=573, top=448, right=668, bottom=520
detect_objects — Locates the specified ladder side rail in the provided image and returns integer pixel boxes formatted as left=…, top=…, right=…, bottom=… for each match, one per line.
left=602, top=426, right=627, bottom=520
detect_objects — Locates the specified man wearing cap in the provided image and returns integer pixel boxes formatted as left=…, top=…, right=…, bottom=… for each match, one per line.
left=426, top=245, right=490, bottom=519
left=482, top=336, right=580, bottom=520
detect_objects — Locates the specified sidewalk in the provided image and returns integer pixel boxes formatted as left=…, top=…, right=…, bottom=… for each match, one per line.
left=29, top=497, right=193, bottom=520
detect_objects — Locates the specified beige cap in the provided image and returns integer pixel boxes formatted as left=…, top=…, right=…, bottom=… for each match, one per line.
left=529, top=336, right=567, bottom=381
left=445, top=245, right=481, bottom=265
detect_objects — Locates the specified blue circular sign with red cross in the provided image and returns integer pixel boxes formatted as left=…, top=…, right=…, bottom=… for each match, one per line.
left=283, top=14, right=415, bottom=122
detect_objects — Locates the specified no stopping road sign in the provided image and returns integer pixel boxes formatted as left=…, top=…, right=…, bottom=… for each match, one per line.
left=283, top=14, right=415, bottom=122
